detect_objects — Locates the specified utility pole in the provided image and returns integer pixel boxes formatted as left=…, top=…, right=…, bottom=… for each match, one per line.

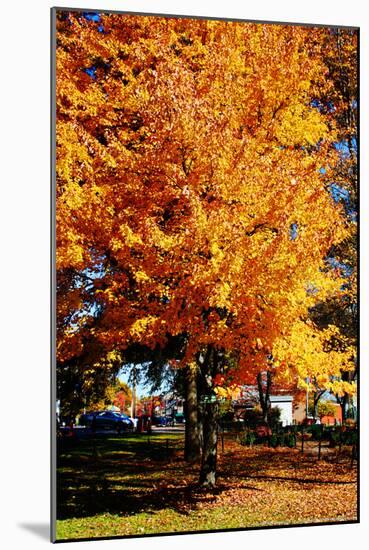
left=131, top=364, right=136, bottom=419
left=305, top=377, right=310, bottom=419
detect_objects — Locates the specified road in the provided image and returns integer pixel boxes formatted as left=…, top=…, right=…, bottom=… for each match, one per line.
left=59, top=424, right=185, bottom=439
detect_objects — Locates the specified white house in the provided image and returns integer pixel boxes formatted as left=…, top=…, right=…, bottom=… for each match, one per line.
left=270, top=395, right=293, bottom=426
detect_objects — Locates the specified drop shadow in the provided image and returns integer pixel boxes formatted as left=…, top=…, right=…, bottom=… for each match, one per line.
left=18, top=523, right=50, bottom=541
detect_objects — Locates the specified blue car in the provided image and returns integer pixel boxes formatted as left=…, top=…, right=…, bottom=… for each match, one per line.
left=79, top=410, right=134, bottom=432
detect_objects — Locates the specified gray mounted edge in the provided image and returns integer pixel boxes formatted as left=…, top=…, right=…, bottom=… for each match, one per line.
left=51, top=6, right=359, bottom=31
left=51, top=6, right=57, bottom=544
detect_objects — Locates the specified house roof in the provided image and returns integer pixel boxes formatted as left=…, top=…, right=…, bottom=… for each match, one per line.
left=270, top=395, right=293, bottom=403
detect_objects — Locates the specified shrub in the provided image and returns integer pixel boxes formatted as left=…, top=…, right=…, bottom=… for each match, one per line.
left=311, top=424, right=323, bottom=440
left=269, top=407, right=282, bottom=429
left=269, top=434, right=279, bottom=448
left=329, top=430, right=341, bottom=447
left=219, top=400, right=234, bottom=422
left=240, top=431, right=256, bottom=447
left=285, top=433, right=296, bottom=448
left=345, top=418, right=357, bottom=428
left=243, top=406, right=263, bottom=428
left=342, top=429, right=357, bottom=445
left=328, top=427, right=357, bottom=447
left=243, top=405, right=281, bottom=429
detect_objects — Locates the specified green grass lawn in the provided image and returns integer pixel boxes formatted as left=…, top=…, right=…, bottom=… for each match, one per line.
left=56, top=432, right=357, bottom=541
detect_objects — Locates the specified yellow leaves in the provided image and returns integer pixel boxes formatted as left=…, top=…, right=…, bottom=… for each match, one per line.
left=129, top=316, right=157, bottom=339
left=275, top=103, right=329, bottom=147
left=326, top=380, right=356, bottom=397
left=214, top=383, right=240, bottom=400
left=109, top=237, right=123, bottom=253
left=135, top=270, right=150, bottom=283
left=273, top=319, right=356, bottom=392
left=211, top=281, right=232, bottom=309
left=110, top=224, right=143, bottom=251
left=135, top=86, right=150, bottom=103
left=56, top=123, right=93, bottom=183
left=145, top=222, right=184, bottom=251
left=210, top=241, right=225, bottom=267
left=56, top=230, right=85, bottom=270
left=64, top=242, right=84, bottom=267
left=106, top=350, right=122, bottom=363
left=299, top=79, right=312, bottom=93
left=255, top=337, right=263, bottom=351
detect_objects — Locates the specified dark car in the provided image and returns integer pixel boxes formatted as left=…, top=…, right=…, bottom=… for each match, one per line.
left=79, top=411, right=133, bottom=432
left=118, top=413, right=135, bottom=431
left=153, top=416, right=171, bottom=426
left=174, top=414, right=185, bottom=424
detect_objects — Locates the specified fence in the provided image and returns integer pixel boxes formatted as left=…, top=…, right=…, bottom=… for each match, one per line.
left=218, top=420, right=358, bottom=467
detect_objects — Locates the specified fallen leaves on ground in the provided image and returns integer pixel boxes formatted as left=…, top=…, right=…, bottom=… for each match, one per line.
left=56, top=435, right=357, bottom=540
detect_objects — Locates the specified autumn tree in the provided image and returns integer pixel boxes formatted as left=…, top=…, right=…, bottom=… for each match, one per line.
left=95, top=380, right=133, bottom=413
left=307, top=29, right=358, bottom=420
left=55, top=12, right=357, bottom=486
left=273, top=318, right=356, bottom=422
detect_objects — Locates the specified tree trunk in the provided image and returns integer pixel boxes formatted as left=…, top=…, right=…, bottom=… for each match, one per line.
left=313, top=398, right=319, bottom=421
left=199, top=399, right=218, bottom=488
left=198, top=346, right=221, bottom=488
left=184, top=363, right=201, bottom=463
left=312, top=389, right=325, bottom=421
left=257, top=371, right=272, bottom=424
left=313, top=391, right=320, bottom=421
left=340, top=394, right=348, bottom=424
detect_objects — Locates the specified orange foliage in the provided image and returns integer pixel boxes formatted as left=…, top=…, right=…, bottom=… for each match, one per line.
left=55, top=12, right=356, bottom=392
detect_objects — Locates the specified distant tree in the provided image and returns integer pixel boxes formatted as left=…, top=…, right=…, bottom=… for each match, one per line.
left=317, top=400, right=337, bottom=418
left=244, top=405, right=281, bottom=429
left=309, top=29, right=358, bottom=422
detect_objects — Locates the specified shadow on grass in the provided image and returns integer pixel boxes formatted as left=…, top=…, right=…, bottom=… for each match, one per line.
left=57, top=435, right=355, bottom=521
left=58, top=433, right=204, bottom=520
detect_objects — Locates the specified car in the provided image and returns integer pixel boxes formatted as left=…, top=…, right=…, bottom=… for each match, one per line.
left=78, top=412, right=95, bottom=426
left=79, top=410, right=134, bottom=432
left=153, top=416, right=171, bottom=426
left=118, top=413, right=135, bottom=431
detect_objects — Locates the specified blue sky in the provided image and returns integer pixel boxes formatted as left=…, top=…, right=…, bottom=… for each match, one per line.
left=118, top=369, right=147, bottom=398
left=118, top=363, right=174, bottom=398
